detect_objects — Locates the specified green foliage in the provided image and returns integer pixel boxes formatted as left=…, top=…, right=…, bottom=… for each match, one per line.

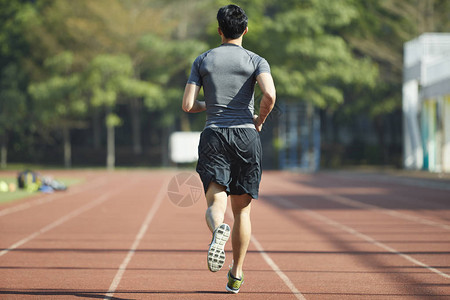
left=0, top=1, right=36, bottom=143
left=87, top=54, right=132, bottom=107
left=237, top=0, right=378, bottom=108
left=341, top=0, right=450, bottom=117
left=44, top=51, right=74, bottom=74
left=120, top=79, right=163, bottom=109
left=138, top=34, right=208, bottom=85
left=0, top=0, right=37, bottom=61
left=0, top=64, right=27, bottom=134
left=28, top=51, right=86, bottom=128
left=85, top=53, right=165, bottom=110
left=106, top=113, right=122, bottom=128
left=2, top=0, right=449, bottom=166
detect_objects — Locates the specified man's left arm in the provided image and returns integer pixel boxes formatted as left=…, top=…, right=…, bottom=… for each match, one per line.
left=182, top=83, right=206, bottom=113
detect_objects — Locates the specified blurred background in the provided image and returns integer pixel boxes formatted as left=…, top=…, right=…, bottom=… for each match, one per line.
left=1, top=0, right=449, bottom=172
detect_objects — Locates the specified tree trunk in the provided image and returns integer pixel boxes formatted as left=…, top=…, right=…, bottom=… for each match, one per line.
left=374, top=115, right=388, bottom=164
left=106, top=124, right=115, bottom=170
left=93, top=108, right=101, bottom=150
left=160, top=123, right=175, bottom=167
left=161, top=126, right=169, bottom=167
left=0, top=133, right=7, bottom=169
left=129, top=98, right=142, bottom=155
left=62, top=126, right=72, bottom=168
left=180, top=113, right=191, bottom=132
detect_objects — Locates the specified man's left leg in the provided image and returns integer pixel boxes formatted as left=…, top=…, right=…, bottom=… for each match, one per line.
left=205, top=181, right=230, bottom=272
left=205, top=181, right=228, bottom=232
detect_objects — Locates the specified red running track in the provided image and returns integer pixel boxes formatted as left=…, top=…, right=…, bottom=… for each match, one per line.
left=0, top=170, right=449, bottom=299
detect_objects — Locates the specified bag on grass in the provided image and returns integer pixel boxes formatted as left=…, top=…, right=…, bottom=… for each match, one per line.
left=42, top=176, right=67, bottom=191
left=17, top=170, right=42, bottom=192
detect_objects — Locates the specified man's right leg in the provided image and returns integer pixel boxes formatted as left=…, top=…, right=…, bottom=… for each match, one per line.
left=205, top=181, right=230, bottom=272
left=229, top=193, right=252, bottom=279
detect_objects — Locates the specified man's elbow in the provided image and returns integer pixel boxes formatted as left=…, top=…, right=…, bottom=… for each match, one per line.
left=182, top=103, right=193, bottom=113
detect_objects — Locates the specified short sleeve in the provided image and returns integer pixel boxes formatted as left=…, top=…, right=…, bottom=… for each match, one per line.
left=255, top=57, right=271, bottom=76
left=187, top=55, right=203, bottom=86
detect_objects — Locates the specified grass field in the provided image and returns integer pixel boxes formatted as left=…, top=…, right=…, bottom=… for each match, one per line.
left=0, top=176, right=83, bottom=204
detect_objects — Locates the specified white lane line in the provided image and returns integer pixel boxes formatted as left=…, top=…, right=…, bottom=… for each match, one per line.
left=225, top=211, right=305, bottom=299
left=103, top=179, right=168, bottom=300
left=251, top=236, right=306, bottom=300
left=328, top=172, right=450, bottom=191
left=0, top=178, right=108, bottom=218
left=280, top=178, right=450, bottom=231
left=0, top=181, right=129, bottom=258
left=275, top=196, right=450, bottom=279
left=322, top=193, right=450, bottom=231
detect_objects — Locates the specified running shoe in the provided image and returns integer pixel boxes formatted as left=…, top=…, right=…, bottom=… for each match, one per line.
left=226, top=270, right=244, bottom=293
left=207, top=223, right=230, bottom=272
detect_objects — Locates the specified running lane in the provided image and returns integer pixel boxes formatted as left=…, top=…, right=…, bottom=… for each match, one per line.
left=257, top=171, right=450, bottom=299
left=106, top=171, right=302, bottom=299
left=0, top=171, right=172, bottom=298
left=0, top=170, right=448, bottom=299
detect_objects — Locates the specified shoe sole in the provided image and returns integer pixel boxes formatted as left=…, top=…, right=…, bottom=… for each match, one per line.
left=226, top=285, right=240, bottom=294
left=207, top=223, right=230, bottom=272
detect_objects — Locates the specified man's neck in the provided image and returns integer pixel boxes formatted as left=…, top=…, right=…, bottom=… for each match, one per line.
left=221, top=36, right=243, bottom=47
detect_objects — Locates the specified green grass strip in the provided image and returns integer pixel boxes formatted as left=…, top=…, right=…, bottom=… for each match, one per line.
left=0, top=177, right=83, bottom=205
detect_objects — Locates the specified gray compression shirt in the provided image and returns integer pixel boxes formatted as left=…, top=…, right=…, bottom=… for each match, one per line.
left=187, top=43, right=271, bottom=128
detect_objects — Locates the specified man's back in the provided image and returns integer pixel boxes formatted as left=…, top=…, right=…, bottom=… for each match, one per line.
left=188, top=43, right=270, bottom=128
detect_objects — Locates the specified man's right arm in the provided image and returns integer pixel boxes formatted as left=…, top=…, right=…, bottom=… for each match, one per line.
left=254, top=72, right=276, bottom=132
left=182, top=83, right=206, bottom=113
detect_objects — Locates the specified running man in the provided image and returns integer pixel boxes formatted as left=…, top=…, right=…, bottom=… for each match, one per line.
left=182, top=4, right=276, bottom=294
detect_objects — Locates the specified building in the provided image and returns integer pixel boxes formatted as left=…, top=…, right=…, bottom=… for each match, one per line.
left=403, top=33, right=450, bottom=172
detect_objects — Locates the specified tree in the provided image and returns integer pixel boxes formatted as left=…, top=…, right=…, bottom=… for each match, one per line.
left=342, top=0, right=450, bottom=118
left=338, top=0, right=450, bottom=164
left=8, top=0, right=439, bottom=168
left=241, top=0, right=378, bottom=109
left=86, top=54, right=161, bottom=169
left=198, top=0, right=380, bottom=167
left=0, top=64, right=27, bottom=168
left=47, top=0, right=172, bottom=155
left=0, top=0, right=37, bottom=66
left=28, top=51, right=87, bottom=168
left=17, top=0, right=211, bottom=166
left=0, top=0, right=44, bottom=168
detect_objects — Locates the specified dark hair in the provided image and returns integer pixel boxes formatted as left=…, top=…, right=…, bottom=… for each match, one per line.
left=217, top=4, right=248, bottom=39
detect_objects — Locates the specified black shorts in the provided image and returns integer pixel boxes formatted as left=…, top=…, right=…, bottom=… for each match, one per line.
left=196, top=127, right=262, bottom=199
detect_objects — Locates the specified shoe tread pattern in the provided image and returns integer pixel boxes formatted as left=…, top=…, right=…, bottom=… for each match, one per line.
left=207, top=224, right=230, bottom=272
